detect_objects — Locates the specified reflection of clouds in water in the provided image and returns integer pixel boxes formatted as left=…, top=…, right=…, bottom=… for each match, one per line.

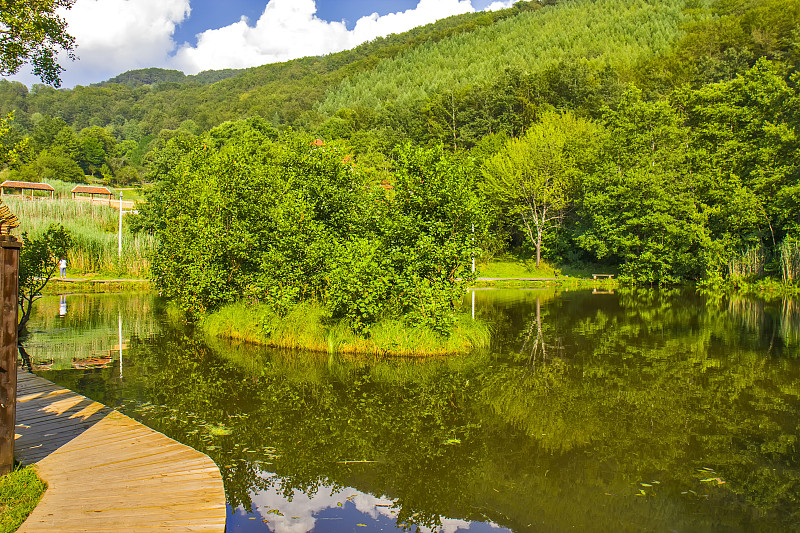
left=247, top=483, right=372, bottom=533
left=242, top=475, right=504, bottom=533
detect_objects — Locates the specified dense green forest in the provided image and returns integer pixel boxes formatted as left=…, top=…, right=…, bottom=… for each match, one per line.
left=1, top=0, right=799, bottom=306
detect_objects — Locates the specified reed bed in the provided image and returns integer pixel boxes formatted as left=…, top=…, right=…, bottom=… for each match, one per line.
left=2, top=196, right=154, bottom=277
left=780, top=239, right=800, bottom=283
left=727, top=246, right=766, bottom=279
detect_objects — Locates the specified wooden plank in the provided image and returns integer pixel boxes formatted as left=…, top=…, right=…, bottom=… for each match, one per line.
left=15, top=371, right=227, bottom=532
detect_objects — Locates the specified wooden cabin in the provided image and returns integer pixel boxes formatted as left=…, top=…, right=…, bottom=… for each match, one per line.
left=0, top=180, right=55, bottom=199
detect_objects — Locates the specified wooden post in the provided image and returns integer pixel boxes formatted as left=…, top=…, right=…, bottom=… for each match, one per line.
left=0, top=236, right=20, bottom=476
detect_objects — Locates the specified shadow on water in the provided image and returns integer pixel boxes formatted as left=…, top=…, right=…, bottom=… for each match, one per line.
left=20, top=289, right=800, bottom=532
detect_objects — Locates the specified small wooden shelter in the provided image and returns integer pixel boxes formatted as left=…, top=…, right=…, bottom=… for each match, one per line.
left=71, top=185, right=113, bottom=203
left=0, top=180, right=55, bottom=199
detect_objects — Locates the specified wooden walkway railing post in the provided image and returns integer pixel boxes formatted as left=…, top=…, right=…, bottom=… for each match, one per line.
left=0, top=235, right=20, bottom=476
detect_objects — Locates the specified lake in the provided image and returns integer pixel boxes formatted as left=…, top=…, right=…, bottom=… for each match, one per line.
left=20, top=288, right=800, bottom=532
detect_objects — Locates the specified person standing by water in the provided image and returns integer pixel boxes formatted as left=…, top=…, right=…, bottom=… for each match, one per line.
left=59, top=257, right=67, bottom=279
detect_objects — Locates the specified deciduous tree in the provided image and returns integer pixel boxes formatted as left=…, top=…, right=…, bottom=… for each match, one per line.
left=17, top=223, right=72, bottom=334
left=482, top=111, right=594, bottom=266
left=0, top=0, right=76, bottom=87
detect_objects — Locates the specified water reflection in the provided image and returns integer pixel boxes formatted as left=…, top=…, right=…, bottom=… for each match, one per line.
left=22, top=289, right=800, bottom=532
left=21, top=293, right=156, bottom=371
left=228, top=474, right=507, bottom=533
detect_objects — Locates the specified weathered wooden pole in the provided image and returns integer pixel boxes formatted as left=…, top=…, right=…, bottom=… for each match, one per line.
left=0, top=235, right=21, bottom=476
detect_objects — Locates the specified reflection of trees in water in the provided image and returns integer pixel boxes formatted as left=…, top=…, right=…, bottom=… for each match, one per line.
left=39, top=290, right=800, bottom=532
left=22, top=293, right=161, bottom=369
left=518, top=297, right=546, bottom=364
left=721, top=295, right=800, bottom=354
left=779, top=298, right=800, bottom=345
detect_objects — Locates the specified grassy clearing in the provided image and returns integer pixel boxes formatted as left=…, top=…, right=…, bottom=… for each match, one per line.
left=478, top=256, right=618, bottom=280
left=0, top=466, right=46, bottom=533
left=111, top=187, right=145, bottom=202
left=3, top=196, right=154, bottom=278
left=43, top=279, right=152, bottom=294
left=478, top=258, right=561, bottom=278
left=476, top=257, right=618, bottom=289
left=202, top=301, right=491, bottom=356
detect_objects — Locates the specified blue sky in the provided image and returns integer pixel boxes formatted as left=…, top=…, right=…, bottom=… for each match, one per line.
left=5, top=0, right=512, bottom=87
left=174, top=0, right=498, bottom=44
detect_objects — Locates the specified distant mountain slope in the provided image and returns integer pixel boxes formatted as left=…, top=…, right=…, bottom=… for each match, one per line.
left=318, top=0, right=697, bottom=115
left=94, top=68, right=240, bottom=88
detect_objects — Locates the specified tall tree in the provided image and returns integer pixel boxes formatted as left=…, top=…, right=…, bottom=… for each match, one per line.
left=0, top=111, right=26, bottom=166
left=482, top=111, right=595, bottom=266
left=0, top=0, right=76, bottom=87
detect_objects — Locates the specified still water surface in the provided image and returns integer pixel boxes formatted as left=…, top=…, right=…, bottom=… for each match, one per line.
left=20, top=288, right=800, bottom=532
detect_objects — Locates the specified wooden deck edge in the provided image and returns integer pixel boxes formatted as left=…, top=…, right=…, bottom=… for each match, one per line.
left=15, top=371, right=227, bottom=532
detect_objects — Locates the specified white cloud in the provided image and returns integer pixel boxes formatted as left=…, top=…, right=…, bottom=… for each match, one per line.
left=59, top=0, right=190, bottom=85
left=171, top=0, right=481, bottom=75
left=485, top=1, right=516, bottom=10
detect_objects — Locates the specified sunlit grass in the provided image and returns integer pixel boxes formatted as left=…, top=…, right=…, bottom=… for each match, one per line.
left=202, top=301, right=491, bottom=356
left=0, top=466, right=46, bottom=533
left=479, top=258, right=561, bottom=278
left=478, top=255, right=618, bottom=283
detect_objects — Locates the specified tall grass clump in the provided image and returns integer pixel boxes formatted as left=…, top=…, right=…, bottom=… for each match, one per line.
left=780, top=239, right=800, bottom=283
left=202, top=300, right=491, bottom=356
left=43, top=179, right=78, bottom=199
left=2, top=196, right=154, bottom=277
left=727, top=246, right=766, bottom=280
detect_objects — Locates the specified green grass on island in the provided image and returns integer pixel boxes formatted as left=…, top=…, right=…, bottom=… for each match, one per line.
left=202, top=301, right=491, bottom=356
left=0, top=466, right=46, bottom=533
left=43, top=279, right=151, bottom=295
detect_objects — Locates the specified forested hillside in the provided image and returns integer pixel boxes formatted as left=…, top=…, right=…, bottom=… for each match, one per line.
left=0, top=2, right=541, bottom=133
left=93, top=67, right=242, bottom=89
left=1, top=0, right=798, bottom=289
left=319, top=0, right=690, bottom=114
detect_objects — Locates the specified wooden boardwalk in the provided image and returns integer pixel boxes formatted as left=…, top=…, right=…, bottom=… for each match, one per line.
left=14, top=370, right=227, bottom=532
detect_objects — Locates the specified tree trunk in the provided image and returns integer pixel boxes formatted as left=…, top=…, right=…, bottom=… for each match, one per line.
left=18, top=295, right=33, bottom=336
left=536, top=229, right=542, bottom=267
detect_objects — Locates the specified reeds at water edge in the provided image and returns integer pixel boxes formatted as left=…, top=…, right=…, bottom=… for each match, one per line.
left=2, top=196, right=155, bottom=277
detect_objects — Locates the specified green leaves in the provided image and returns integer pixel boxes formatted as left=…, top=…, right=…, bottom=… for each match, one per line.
left=18, top=222, right=73, bottom=332
left=0, top=0, right=76, bottom=86
left=483, top=111, right=596, bottom=266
